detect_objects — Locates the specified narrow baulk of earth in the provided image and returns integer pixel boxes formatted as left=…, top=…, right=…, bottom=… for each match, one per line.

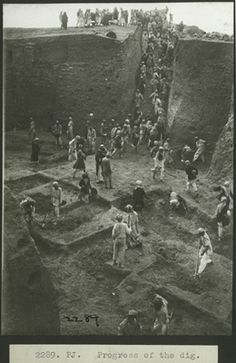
left=3, top=13, right=233, bottom=336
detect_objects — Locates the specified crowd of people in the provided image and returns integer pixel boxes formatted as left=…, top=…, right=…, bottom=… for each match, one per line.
left=19, top=7, right=233, bottom=335
left=58, top=6, right=173, bottom=30
left=58, top=6, right=233, bottom=44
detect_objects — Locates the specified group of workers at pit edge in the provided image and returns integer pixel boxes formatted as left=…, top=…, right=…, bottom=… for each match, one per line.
left=21, top=8, right=233, bottom=336
left=59, top=6, right=172, bottom=30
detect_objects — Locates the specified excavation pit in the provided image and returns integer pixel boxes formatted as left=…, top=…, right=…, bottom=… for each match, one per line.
left=33, top=205, right=123, bottom=247
left=3, top=21, right=233, bottom=336
left=116, top=274, right=231, bottom=335
left=33, top=232, right=125, bottom=335
left=5, top=174, right=52, bottom=195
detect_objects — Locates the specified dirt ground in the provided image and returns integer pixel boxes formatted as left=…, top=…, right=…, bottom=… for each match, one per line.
left=4, top=130, right=233, bottom=335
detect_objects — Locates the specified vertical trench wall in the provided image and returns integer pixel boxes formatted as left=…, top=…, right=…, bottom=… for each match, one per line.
left=208, top=88, right=234, bottom=182
left=4, top=28, right=142, bottom=133
left=167, top=39, right=233, bottom=156
left=2, top=188, right=60, bottom=335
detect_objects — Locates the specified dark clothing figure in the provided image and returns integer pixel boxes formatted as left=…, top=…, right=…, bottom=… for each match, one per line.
left=53, top=122, right=62, bottom=148
left=76, top=137, right=86, bottom=152
left=118, top=315, right=142, bottom=336
left=133, top=185, right=146, bottom=211
left=20, top=197, right=36, bottom=223
left=73, top=150, right=86, bottom=171
left=150, top=144, right=160, bottom=158
left=216, top=200, right=229, bottom=226
left=79, top=177, right=91, bottom=196
left=113, top=7, right=119, bottom=20
left=101, top=155, right=112, bottom=189
left=95, top=146, right=107, bottom=182
left=216, top=185, right=231, bottom=209
left=185, top=164, right=198, bottom=181
left=79, top=174, right=92, bottom=203
left=113, top=134, right=123, bottom=149
left=138, top=76, right=146, bottom=95
left=156, top=118, right=166, bottom=141
left=131, top=129, right=140, bottom=150
left=141, top=52, right=148, bottom=64
left=62, top=12, right=68, bottom=30
left=31, top=138, right=40, bottom=162
left=181, top=146, right=193, bottom=163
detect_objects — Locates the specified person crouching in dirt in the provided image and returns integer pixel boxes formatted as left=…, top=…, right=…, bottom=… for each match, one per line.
left=20, top=196, right=36, bottom=224
left=194, top=228, right=213, bottom=278
left=214, top=196, right=231, bottom=241
left=133, top=180, right=146, bottom=211
left=101, top=152, right=112, bottom=189
left=183, top=160, right=199, bottom=198
left=152, top=146, right=165, bottom=181
left=95, top=144, right=107, bottom=183
left=193, top=136, right=206, bottom=163
left=73, top=146, right=86, bottom=179
left=112, top=215, right=131, bottom=268
left=51, top=181, right=62, bottom=220
left=125, top=204, right=142, bottom=249
left=79, top=172, right=92, bottom=204
left=152, top=294, right=171, bottom=335
left=118, top=310, right=143, bottom=336
left=169, top=191, right=187, bottom=215
left=31, top=137, right=41, bottom=166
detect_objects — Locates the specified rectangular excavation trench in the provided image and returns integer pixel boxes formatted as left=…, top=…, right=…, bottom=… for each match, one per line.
left=30, top=186, right=232, bottom=335
left=5, top=173, right=52, bottom=195
left=113, top=188, right=233, bottom=260
left=29, top=182, right=117, bottom=245
left=33, top=225, right=231, bottom=335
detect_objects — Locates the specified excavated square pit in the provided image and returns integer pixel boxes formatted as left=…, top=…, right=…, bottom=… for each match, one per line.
left=29, top=183, right=82, bottom=215
left=32, top=188, right=116, bottom=245
left=37, top=200, right=110, bottom=234
left=5, top=174, right=52, bottom=195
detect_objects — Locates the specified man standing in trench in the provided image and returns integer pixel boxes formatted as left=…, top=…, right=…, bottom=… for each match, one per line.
left=194, top=228, right=213, bottom=278
left=118, top=310, right=143, bottom=335
left=193, top=136, right=206, bottom=163
left=152, top=294, right=171, bottom=335
left=112, top=215, right=131, bottom=268
left=101, top=152, right=112, bottom=189
left=51, top=181, right=62, bottom=222
left=53, top=120, right=63, bottom=149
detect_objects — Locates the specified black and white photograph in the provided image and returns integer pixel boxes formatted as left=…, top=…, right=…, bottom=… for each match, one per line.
left=2, top=2, right=234, bottom=337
